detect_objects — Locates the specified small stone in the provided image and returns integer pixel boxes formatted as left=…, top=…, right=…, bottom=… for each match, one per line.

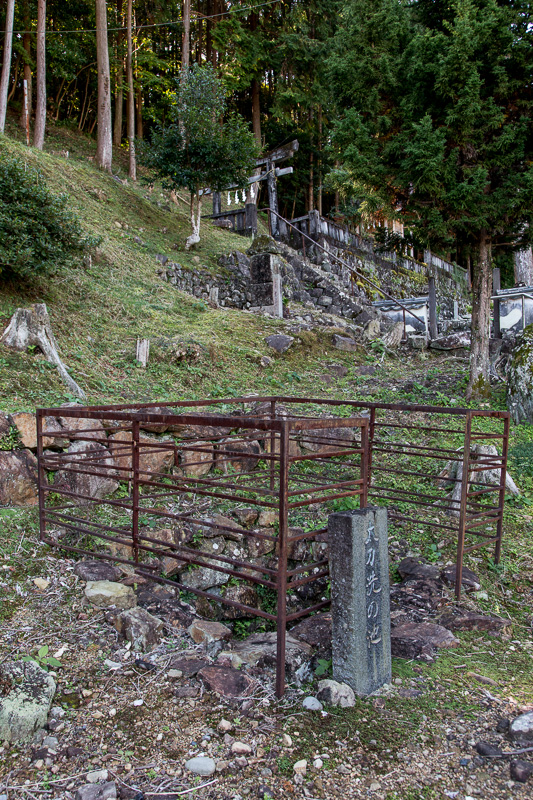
left=496, top=718, right=510, bottom=733
left=50, top=706, right=65, bottom=719
left=316, top=679, right=356, bottom=708
left=188, top=619, right=232, bottom=644
left=313, top=758, right=323, bottom=769
left=75, top=783, right=117, bottom=800
left=510, top=711, right=533, bottom=741
left=332, top=334, right=357, bottom=352
left=113, top=607, right=164, bottom=652
left=84, top=581, right=136, bottom=610
left=87, top=769, right=109, bottom=783
left=510, top=760, right=533, bottom=783
left=282, top=733, right=292, bottom=747
left=231, top=741, right=252, bottom=755
left=475, top=742, right=503, bottom=757
left=218, top=719, right=233, bottom=732
left=293, top=759, right=307, bottom=775
left=33, top=578, right=50, bottom=590
left=260, top=768, right=273, bottom=777
left=369, top=781, right=381, bottom=791
left=132, top=699, right=143, bottom=707
left=216, top=759, right=230, bottom=772
left=185, top=756, right=216, bottom=776
left=167, top=669, right=183, bottom=679
left=265, top=334, right=294, bottom=354
left=259, top=356, right=273, bottom=368
left=302, top=696, right=323, bottom=711
left=234, top=756, right=248, bottom=767
left=74, top=561, right=122, bottom=583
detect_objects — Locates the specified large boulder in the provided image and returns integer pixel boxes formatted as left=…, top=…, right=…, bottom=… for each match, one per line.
left=0, top=660, right=56, bottom=742
left=507, top=324, right=533, bottom=424
left=0, top=449, right=39, bottom=506
left=113, top=607, right=164, bottom=651
left=53, top=440, right=119, bottom=503
left=8, top=412, right=66, bottom=450
left=84, top=580, right=137, bottom=610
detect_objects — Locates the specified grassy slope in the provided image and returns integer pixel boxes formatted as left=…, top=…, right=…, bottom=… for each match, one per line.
left=1, top=122, right=533, bottom=713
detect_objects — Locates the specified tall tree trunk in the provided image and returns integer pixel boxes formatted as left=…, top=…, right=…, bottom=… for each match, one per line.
left=182, top=0, right=191, bottom=77
left=251, top=78, right=261, bottom=145
left=126, top=0, right=136, bottom=180
left=113, top=0, right=124, bottom=147
left=466, top=230, right=492, bottom=400
left=33, top=0, right=47, bottom=149
left=514, top=247, right=533, bottom=286
left=20, top=17, right=32, bottom=142
left=95, top=0, right=113, bottom=171
left=0, top=0, right=16, bottom=133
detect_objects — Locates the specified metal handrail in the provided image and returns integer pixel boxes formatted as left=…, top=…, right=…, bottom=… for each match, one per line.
left=261, top=207, right=428, bottom=328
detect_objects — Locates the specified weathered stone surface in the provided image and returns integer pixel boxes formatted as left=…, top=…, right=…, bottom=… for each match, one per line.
left=391, top=622, right=459, bottom=660
left=231, top=632, right=312, bottom=676
left=168, top=656, right=208, bottom=676
left=231, top=741, right=252, bottom=755
left=507, top=324, right=533, bottom=424
left=441, top=565, right=481, bottom=592
left=0, top=410, right=10, bottom=438
left=0, top=660, right=56, bottom=742
left=510, top=711, right=533, bottom=741
left=221, top=585, right=259, bottom=618
left=265, top=334, right=294, bottom=353
left=75, top=784, right=117, bottom=800
left=332, top=334, right=357, bottom=352
left=0, top=449, right=39, bottom=506
left=363, top=319, right=380, bottom=341
left=180, top=562, right=229, bottom=591
left=58, top=412, right=106, bottom=441
left=84, top=581, right=137, bottom=610
left=74, top=561, right=122, bottom=583
left=299, top=424, right=354, bottom=454
left=114, top=607, right=164, bottom=651
left=179, top=440, right=214, bottom=477
left=185, top=756, right=216, bottom=776
left=475, top=742, right=503, bottom=757
left=54, top=441, right=119, bottom=503
left=510, top=760, right=533, bottom=782
left=198, top=665, right=254, bottom=698
left=290, top=613, right=332, bottom=657
left=234, top=508, right=258, bottom=527
left=316, top=679, right=356, bottom=708
left=438, top=610, right=510, bottom=635
left=217, top=439, right=262, bottom=473
left=302, top=697, right=322, bottom=711
left=430, top=332, right=470, bottom=351
left=188, top=619, right=232, bottom=644
left=108, top=430, right=174, bottom=478
left=397, top=557, right=441, bottom=582
left=382, top=322, right=404, bottom=349
left=9, top=412, right=66, bottom=449
left=247, top=530, right=275, bottom=559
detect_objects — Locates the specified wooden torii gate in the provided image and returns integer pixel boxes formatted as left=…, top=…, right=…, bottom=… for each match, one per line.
left=212, top=140, right=299, bottom=235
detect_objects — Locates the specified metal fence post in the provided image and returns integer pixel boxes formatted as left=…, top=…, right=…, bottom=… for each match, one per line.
left=455, top=411, right=472, bottom=601
left=132, top=420, right=140, bottom=565
left=275, top=419, right=289, bottom=698
left=494, top=413, right=510, bottom=564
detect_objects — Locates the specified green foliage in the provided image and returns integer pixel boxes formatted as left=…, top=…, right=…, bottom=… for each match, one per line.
left=314, top=657, right=332, bottom=677
left=142, top=64, right=259, bottom=200
left=22, top=645, right=62, bottom=672
left=0, top=152, right=99, bottom=281
left=0, top=425, right=22, bottom=452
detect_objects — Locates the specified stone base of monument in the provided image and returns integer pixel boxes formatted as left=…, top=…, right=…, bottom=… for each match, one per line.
left=328, top=507, right=392, bottom=695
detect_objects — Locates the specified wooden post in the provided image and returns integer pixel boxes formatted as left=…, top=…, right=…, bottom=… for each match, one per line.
left=428, top=276, right=438, bottom=340
left=136, top=338, right=150, bottom=367
left=212, top=191, right=221, bottom=215
left=245, top=202, right=257, bottom=236
left=493, top=267, right=501, bottom=339
left=266, top=160, right=279, bottom=238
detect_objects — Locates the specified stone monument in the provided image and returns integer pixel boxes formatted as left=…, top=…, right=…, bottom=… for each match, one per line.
left=328, top=506, right=391, bottom=695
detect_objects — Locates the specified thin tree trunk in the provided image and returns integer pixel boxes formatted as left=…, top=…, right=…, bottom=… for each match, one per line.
left=514, top=247, right=533, bottom=286
left=113, top=0, right=124, bottom=147
left=182, top=0, right=191, bottom=78
left=318, top=105, right=323, bottom=216
left=7, top=54, right=19, bottom=103
left=135, top=85, right=143, bottom=139
left=466, top=230, right=492, bottom=400
left=95, top=0, right=113, bottom=171
left=0, top=0, right=16, bottom=133
left=33, top=0, right=47, bottom=149
left=79, top=72, right=90, bottom=130
left=126, top=0, right=136, bottom=180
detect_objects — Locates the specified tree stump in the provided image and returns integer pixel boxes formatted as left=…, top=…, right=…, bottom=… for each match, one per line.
left=1, top=303, right=86, bottom=399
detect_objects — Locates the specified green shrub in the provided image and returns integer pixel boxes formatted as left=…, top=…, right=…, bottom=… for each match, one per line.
left=0, top=153, right=99, bottom=280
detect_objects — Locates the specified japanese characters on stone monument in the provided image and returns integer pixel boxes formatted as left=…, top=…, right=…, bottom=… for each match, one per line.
left=328, top=506, right=391, bottom=695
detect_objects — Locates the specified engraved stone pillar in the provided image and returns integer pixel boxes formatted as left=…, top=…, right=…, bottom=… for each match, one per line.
left=328, top=507, right=391, bottom=695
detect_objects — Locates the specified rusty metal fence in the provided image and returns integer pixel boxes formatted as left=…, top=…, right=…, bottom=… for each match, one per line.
left=37, top=397, right=509, bottom=697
